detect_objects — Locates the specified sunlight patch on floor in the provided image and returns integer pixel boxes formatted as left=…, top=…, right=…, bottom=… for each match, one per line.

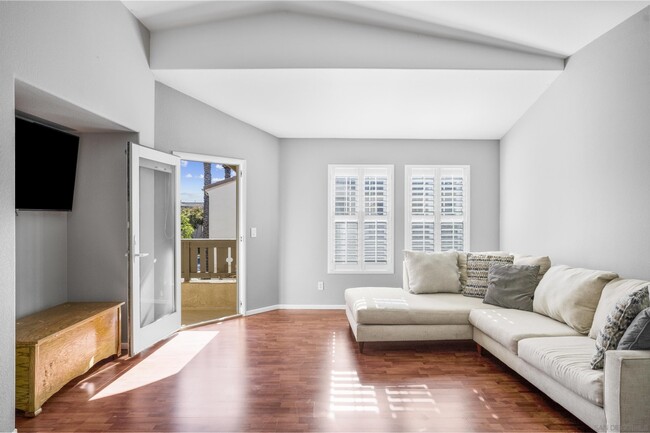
left=329, top=371, right=379, bottom=416
left=90, top=331, right=218, bottom=400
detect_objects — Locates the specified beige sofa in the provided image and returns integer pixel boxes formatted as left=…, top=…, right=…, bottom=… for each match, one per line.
left=344, top=262, right=650, bottom=433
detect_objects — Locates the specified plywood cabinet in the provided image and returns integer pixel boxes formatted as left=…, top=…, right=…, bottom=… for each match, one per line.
left=15, top=302, right=123, bottom=416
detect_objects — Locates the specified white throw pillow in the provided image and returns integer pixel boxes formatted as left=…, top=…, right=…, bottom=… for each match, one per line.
left=533, top=265, right=618, bottom=334
left=404, top=250, right=460, bottom=294
left=513, top=254, right=551, bottom=281
left=588, top=278, right=650, bottom=339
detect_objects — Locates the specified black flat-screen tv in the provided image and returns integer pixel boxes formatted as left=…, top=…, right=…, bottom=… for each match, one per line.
left=15, top=117, right=80, bottom=211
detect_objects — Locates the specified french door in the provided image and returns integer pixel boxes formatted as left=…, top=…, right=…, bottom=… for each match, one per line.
left=128, top=143, right=181, bottom=356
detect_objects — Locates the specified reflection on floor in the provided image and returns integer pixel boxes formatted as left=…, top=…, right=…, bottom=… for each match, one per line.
left=181, top=278, right=237, bottom=326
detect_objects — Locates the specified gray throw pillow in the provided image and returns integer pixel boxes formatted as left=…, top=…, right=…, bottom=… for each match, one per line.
left=617, top=307, right=650, bottom=350
left=591, top=287, right=650, bottom=369
left=483, top=264, right=541, bottom=311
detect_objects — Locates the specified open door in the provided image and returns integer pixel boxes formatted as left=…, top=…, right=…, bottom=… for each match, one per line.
left=128, top=143, right=181, bottom=356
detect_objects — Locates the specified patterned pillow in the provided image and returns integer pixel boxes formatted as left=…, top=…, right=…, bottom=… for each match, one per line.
left=462, top=253, right=514, bottom=298
left=591, top=287, right=650, bottom=369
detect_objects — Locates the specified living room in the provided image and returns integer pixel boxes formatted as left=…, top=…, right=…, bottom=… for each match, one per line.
left=1, top=1, right=649, bottom=432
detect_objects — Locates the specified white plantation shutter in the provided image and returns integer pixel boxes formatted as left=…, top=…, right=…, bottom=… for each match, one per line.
left=439, top=168, right=466, bottom=251
left=329, top=165, right=394, bottom=273
left=409, top=173, right=436, bottom=252
left=334, top=221, right=358, bottom=264
left=405, top=166, right=469, bottom=252
left=411, top=221, right=435, bottom=252
left=334, top=176, right=357, bottom=216
left=363, top=170, right=389, bottom=265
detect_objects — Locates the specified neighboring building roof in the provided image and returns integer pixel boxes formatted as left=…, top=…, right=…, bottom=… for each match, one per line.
left=204, top=176, right=236, bottom=192
left=181, top=202, right=203, bottom=208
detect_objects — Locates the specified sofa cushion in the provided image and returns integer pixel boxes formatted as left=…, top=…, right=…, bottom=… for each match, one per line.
left=533, top=265, right=618, bottom=334
left=404, top=250, right=461, bottom=294
left=345, top=287, right=498, bottom=326
left=589, top=278, right=650, bottom=339
left=513, top=254, right=551, bottom=281
left=462, top=253, right=514, bottom=298
left=483, top=263, right=540, bottom=311
left=469, top=309, right=580, bottom=354
left=518, top=336, right=604, bottom=407
left=591, top=287, right=649, bottom=369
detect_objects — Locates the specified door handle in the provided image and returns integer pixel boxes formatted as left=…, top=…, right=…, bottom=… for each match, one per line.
left=134, top=252, right=150, bottom=258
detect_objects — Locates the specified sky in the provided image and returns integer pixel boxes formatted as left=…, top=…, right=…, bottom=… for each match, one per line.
left=180, top=160, right=232, bottom=203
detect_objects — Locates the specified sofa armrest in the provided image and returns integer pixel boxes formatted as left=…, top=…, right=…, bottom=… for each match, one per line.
left=604, top=350, right=650, bottom=432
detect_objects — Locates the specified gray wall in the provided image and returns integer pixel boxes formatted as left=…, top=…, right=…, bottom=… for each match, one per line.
left=67, top=133, right=133, bottom=341
left=16, top=133, right=131, bottom=336
left=279, top=139, right=500, bottom=305
left=154, top=83, right=281, bottom=311
left=16, top=212, right=68, bottom=319
left=0, top=3, right=154, bottom=430
left=500, top=7, right=650, bottom=280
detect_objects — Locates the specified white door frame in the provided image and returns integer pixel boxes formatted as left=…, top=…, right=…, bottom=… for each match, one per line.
left=173, top=152, right=247, bottom=315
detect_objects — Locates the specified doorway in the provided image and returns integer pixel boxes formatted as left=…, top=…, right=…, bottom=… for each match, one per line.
left=174, top=152, right=246, bottom=327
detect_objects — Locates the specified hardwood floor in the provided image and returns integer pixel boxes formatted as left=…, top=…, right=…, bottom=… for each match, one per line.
left=16, top=310, right=591, bottom=432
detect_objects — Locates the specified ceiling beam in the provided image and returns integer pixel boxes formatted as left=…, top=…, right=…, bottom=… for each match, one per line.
left=150, top=11, right=564, bottom=71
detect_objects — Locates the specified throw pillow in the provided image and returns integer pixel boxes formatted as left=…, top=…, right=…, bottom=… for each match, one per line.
left=458, top=251, right=510, bottom=290
left=591, top=287, right=650, bottom=369
left=617, top=307, right=650, bottom=350
left=513, top=254, right=551, bottom=281
left=483, top=263, right=541, bottom=311
left=404, top=250, right=460, bottom=294
left=462, top=253, right=514, bottom=298
left=588, top=278, right=650, bottom=339
left=533, top=265, right=618, bottom=334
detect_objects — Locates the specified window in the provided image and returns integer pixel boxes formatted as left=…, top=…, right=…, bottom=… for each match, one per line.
left=405, top=166, right=469, bottom=252
left=328, top=165, right=394, bottom=273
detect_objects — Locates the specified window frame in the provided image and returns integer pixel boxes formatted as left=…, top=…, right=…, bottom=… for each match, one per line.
left=328, top=164, right=394, bottom=274
left=404, top=165, right=470, bottom=253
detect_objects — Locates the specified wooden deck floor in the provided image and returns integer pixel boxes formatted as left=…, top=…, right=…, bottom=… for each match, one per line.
left=16, top=310, right=590, bottom=432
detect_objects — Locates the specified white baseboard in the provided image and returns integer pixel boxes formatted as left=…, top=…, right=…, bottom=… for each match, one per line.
left=278, top=304, right=345, bottom=310
left=246, top=304, right=345, bottom=316
left=245, top=305, right=279, bottom=316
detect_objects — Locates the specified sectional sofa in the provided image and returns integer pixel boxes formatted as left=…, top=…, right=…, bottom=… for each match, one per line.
left=344, top=252, right=650, bottom=433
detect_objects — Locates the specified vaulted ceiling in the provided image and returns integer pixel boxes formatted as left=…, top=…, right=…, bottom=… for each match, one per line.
left=123, top=1, right=649, bottom=139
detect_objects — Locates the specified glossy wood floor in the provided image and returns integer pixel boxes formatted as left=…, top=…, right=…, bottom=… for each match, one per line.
left=16, top=310, right=590, bottom=432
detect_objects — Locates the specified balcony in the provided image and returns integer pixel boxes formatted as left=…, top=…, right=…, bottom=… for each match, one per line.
left=181, top=239, right=238, bottom=326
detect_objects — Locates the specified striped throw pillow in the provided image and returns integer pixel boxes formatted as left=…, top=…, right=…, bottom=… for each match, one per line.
left=462, top=253, right=514, bottom=298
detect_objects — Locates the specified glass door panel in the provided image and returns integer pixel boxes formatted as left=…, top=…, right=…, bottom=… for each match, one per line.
left=129, top=143, right=181, bottom=355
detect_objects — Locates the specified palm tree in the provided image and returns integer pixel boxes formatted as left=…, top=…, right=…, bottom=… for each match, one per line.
left=224, top=165, right=233, bottom=179
left=203, top=162, right=211, bottom=238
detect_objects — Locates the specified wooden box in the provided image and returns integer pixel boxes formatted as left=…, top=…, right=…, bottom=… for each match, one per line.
left=15, top=302, right=123, bottom=416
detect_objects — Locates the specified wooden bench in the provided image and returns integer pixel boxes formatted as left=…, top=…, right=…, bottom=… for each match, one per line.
left=15, top=302, right=124, bottom=416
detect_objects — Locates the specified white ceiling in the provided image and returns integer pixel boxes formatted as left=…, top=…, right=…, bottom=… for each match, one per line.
left=359, top=1, right=650, bottom=57
left=155, top=69, right=561, bottom=139
left=125, top=1, right=650, bottom=139
left=15, top=81, right=132, bottom=133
